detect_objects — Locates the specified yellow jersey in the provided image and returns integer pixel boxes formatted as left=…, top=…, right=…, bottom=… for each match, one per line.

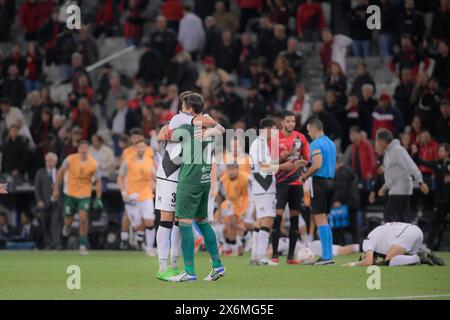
left=120, top=155, right=154, bottom=201
left=219, top=170, right=250, bottom=216
left=63, top=154, right=99, bottom=198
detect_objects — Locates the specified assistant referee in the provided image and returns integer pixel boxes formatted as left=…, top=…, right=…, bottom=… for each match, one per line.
left=299, top=119, right=336, bottom=265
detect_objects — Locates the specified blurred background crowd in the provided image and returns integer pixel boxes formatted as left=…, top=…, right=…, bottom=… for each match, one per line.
left=0, top=0, right=449, bottom=250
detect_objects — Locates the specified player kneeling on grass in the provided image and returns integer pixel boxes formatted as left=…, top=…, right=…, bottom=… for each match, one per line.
left=117, top=139, right=156, bottom=256
left=161, top=94, right=226, bottom=282
left=53, top=140, right=103, bottom=255
left=216, top=164, right=252, bottom=256
left=343, top=222, right=446, bottom=267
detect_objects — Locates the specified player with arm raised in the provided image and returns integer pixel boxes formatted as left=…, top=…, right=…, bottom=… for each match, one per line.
left=117, top=139, right=156, bottom=255
left=155, top=92, right=221, bottom=280
left=52, top=140, right=102, bottom=255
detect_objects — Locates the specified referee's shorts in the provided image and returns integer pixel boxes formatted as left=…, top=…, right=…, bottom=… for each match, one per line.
left=310, top=176, right=334, bottom=215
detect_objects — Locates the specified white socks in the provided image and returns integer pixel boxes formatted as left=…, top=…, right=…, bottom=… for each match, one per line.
left=251, top=230, right=259, bottom=261
left=257, top=228, right=270, bottom=260
left=145, top=227, right=155, bottom=251
left=389, top=255, right=420, bottom=266
left=120, top=231, right=129, bottom=242
left=156, top=226, right=171, bottom=272
left=170, top=224, right=181, bottom=269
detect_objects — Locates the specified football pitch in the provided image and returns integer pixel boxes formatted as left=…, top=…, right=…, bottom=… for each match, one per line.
left=1, top=251, right=449, bottom=300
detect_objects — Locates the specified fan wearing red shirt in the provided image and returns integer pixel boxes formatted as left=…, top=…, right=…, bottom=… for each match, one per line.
left=272, top=111, right=310, bottom=264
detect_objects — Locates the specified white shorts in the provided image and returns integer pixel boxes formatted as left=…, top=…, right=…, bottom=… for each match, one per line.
left=155, top=178, right=177, bottom=212
left=221, top=200, right=255, bottom=221
left=243, top=200, right=255, bottom=224
left=392, top=225, right=423, bottom=254
left=207, top=191, right=215, bottom=222
left=125, top=199, right=155, bottom=228
left=253, top=193, right=276, bottom=219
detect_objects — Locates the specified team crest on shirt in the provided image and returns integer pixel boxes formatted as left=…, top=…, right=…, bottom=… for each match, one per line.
left=162, top=151, right=181, bottom=177
left=253, top=173, right=273, bottom=191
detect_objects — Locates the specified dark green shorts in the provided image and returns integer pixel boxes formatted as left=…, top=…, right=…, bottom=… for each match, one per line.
left=64, top=195, right=91, bottom=216
left=175, top=186, right=210, bottom=220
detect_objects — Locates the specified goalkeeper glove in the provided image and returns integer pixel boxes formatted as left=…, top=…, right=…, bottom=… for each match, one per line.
left=93, top=198, right=103, bottom=210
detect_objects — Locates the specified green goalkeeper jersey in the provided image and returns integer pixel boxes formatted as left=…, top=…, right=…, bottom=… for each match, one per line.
left=174, top=124, right=213, bottom=189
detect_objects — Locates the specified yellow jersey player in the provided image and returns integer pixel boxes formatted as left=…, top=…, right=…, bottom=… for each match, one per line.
left=53, top=140, right=102, bottom=255
left=119, top=128, right=156, bottom=250
left=118, top=139, right=156, bottom=256
left=216, top=164, right=253, bottom=256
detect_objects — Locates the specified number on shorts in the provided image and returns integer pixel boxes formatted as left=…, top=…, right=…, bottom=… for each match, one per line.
left=171, top=193, right=176, bottom=203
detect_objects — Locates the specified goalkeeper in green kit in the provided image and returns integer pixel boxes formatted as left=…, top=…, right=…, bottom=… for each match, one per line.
left=163, top=94, right=226, bottom=282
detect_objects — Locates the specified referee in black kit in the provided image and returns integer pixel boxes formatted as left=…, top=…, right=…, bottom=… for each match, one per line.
left=299, top=119, right=336, bottom=265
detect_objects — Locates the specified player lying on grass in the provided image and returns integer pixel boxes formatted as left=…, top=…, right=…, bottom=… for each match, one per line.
left=158, top=94, right=226, bottom=282
left=215, top=164, right=253, bottom=256
left=117, top=139, right=156, bottom=255
left=343, top=222, right=446, bottom=267
left=53, top=140, right=103, bottom=255
left=119, top=128, right=157, bottom=251
left=155, top=91, right=220, bottom=280
left=272, top=237, right=360, bottom=263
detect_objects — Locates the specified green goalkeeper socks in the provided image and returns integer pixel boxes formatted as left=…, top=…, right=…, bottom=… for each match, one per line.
left=179, top=222, right=196, bottom=275
left=79, top=235, right=87, bottom=246
left=197, top=221, right=222, bottom=269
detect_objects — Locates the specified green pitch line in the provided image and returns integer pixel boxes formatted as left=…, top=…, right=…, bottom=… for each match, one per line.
left=0, top=251, right=449, bottom=300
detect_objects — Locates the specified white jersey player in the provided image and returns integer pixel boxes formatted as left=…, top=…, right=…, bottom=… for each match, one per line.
left=248, top=118, right=296, bottom=265
left=155, top=92, right=220, bottom=279
left=344, top=222, right=445, bottom=267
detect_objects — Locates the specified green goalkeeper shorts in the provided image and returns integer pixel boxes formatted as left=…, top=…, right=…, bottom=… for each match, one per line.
left=175, top=186, right=209, bottom=220
left=64, top=195, right=91, bottom=216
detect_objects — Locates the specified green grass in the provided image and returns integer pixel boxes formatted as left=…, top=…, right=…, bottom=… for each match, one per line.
left=0, top=251, right=449, bottom=300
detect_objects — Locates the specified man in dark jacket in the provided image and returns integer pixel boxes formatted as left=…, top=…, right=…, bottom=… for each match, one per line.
left=203, top=16, right=223, bottom=58
left=351, top=62, right=375, bottom=99
left=397, top=0, right=426, bottom=46
left=1, top=125, right=29, bottom=177
left=169, top=51, right=199, bottom=92
left=393, top=67, right=415, bottom=125
left=108, top=95, right=138, bottom=155
left=303, top=100, right=342, bottom=141
left=412, top=143, right=450, bottom=251
left=150, top=16, right=178, bottom=70
left=217, top=81, right=245, bottom=125
left=244, top=85, right=267, bottom=129
left=137, top=42, right=164, bottom=86
left=34, top=152, right=61, bottom=249
left=0, top=64, right=27, bottom=108
left=332, top=155, right=360, bottom=244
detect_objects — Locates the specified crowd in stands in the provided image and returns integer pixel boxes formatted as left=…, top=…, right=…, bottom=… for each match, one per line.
left=0, top=0, right=449, bottom=248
